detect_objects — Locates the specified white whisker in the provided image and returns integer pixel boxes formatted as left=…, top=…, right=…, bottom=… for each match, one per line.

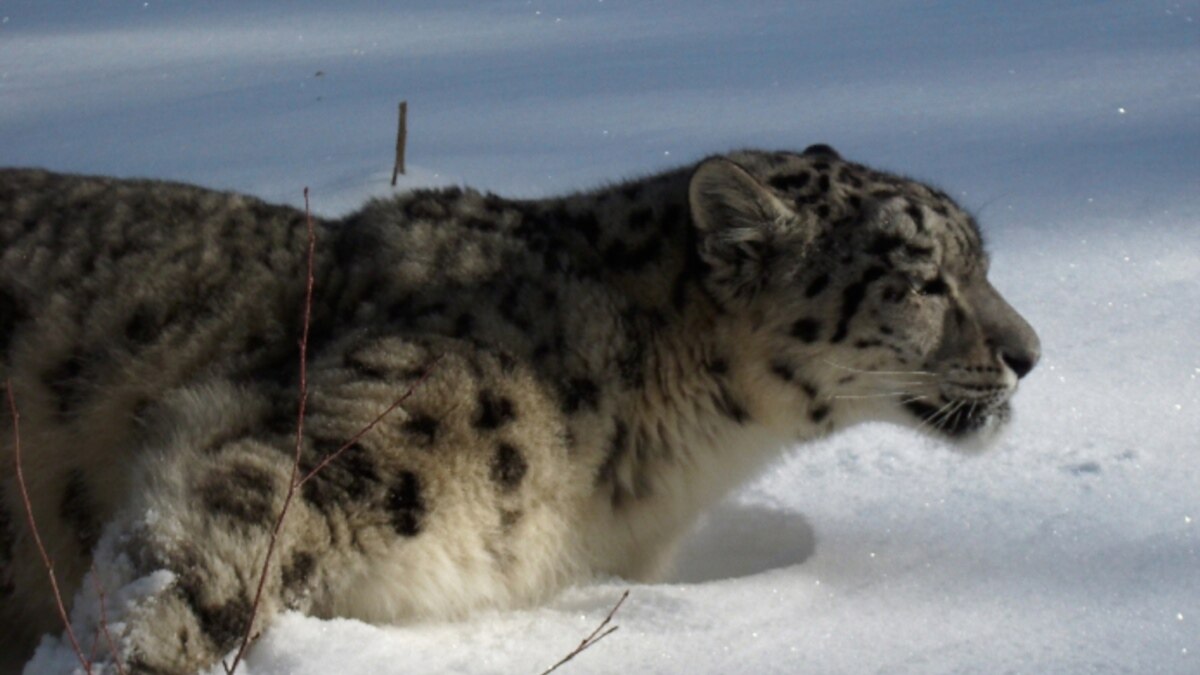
left=933, top=400, right=967, bottom=432
left=821, top=359, right=935, bottom=378
left=916, top=399, right=956, bottom=435
left=834, top=391, right=915, bottom=400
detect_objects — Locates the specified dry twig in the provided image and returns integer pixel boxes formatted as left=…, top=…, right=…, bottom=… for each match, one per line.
left=298, top=355, right=440, bottom=487
left=7, top=381, right=93, bottom=674
left=538, top=590, right=630, bottom=675
left=90, top=568, right=126, bottom=675
left=391, top=100, right=408, bottom=185
left=223, top=188, right=438, bottom=673
left=223, top=187, right=320, bottom=674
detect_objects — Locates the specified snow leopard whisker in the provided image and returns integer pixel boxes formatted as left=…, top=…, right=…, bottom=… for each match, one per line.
left=932, top=400, right=968, bottom=433
left=833, top=391, right=917, bottom=400
left=915, top=399, right=957, bottom=435
left=821, top=359, right=936, bottom=378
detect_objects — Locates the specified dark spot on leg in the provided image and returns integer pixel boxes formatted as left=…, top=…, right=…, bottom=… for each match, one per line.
left=281, top=551, right=315, bottom=591
left=791, top=318, right=821, bottom=343
left=387, top=471, right=425, bottom=536
left=810, top=405, right=831, bottom=423
left=706, top=357, right=729, bottom=376
left=59, top=469, right=100, bottom=552
left=490, top=442, right=528, bottom=492
left=198, top=461, right=275, bottom=526
left=301, top=441, right=378, bottom=510
left=168, top=546, right=252, bottom=651
left=401, top=413, right=440, bottom=446
left=473, top=390, right=516, bottom=430
left=194, top=595, right=252, bottom=651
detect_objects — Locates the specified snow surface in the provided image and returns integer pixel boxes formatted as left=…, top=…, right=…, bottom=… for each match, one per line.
left=3, top=1, right=1199, bottom=673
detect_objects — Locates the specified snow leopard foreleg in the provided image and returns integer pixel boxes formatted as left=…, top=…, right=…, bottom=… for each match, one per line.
left=70, top=383, right=334, bottom=675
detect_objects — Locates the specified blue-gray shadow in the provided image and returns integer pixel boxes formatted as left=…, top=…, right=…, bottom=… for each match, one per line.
left=670, top=502, right=816, bottom=584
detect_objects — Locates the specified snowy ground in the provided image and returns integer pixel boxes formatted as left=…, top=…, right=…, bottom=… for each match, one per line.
left=3, top=1, right=1199, bottom=673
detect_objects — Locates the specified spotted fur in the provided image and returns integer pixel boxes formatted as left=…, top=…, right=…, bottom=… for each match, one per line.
left=0, top=147, right=1038, bottom=674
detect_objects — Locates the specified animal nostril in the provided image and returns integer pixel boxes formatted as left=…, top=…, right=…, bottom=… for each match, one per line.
left=1001, top=350, right=1037, bottom=379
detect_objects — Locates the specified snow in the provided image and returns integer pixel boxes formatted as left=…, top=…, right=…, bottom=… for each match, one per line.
left=4, top=1, right=1199, bottom=673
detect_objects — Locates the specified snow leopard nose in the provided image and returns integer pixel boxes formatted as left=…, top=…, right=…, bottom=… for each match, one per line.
left=1000, top=348, right=1038, bottom=379
left=968, top=279, right=1041, bottom=380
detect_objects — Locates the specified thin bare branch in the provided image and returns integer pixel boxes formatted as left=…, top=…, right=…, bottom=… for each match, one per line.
left=7, top=381, right=93, bottom=674
left=90, top=568, right=126, bottom=675
left=223, top=186, right=318, bottom=675
left=297, top=355, right=441, bottom=487
left=221, top=186, right=439, bottom=673
left=538, top=590, right=630, bottom=675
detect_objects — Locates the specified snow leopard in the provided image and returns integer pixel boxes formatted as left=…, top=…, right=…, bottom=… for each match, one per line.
left=0, top=145, right=1039, bottom=674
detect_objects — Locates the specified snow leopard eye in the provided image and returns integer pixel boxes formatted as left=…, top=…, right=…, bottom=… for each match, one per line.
left=910, top=275, right=948, bottom=297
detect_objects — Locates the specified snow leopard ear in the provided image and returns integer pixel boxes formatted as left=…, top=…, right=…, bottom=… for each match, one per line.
left=688, top=157, right=801, bottom=302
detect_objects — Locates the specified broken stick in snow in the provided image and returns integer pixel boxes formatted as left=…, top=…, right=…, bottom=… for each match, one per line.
left=391, top=100, right=408, bottom=186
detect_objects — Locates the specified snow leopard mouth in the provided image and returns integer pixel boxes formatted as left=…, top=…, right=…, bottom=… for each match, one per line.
left=903, top=399, right=1009, bottom=439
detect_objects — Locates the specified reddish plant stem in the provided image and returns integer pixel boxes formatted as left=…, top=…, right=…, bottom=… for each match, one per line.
left=538, top=590, right=630, bottom=675
left=223, top=187, right=318, bottom=675
left=297, top=355, right=441, bottom=488
left=87, top=625, right=101, bottom=668
left=7, top=381, right=93, bottom=674
left=221, top=187, right=439, bottom=673
left=90, top=568, right=126, bottom=675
